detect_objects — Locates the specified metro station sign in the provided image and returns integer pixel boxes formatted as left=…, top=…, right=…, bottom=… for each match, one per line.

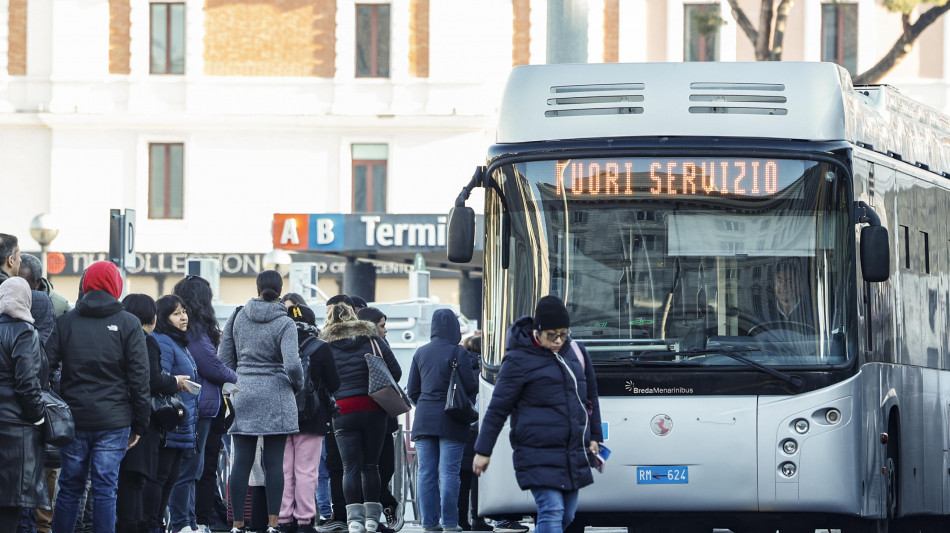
left=273, top=213, right=484, bottom=252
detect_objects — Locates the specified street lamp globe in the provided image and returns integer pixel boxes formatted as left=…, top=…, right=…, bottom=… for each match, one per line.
left=29, top=213, right=59, bottom=246
left=29, top=213, right=60, bottom=279
left=262, top=249, right=292, bottom=276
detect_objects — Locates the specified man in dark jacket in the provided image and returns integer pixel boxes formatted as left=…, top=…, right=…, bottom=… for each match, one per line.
left=19, top=253, right=71, bottom=316
left=46, top=260, right=150, bottom=533
left=473, top=296, right=602, bottom=533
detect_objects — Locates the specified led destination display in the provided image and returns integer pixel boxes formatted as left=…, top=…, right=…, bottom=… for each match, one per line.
left=551, top=158, right=805, bottom=198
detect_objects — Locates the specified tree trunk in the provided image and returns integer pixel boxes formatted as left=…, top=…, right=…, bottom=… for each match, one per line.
left=769, top=0, right=794, bottom=61
left=755, top=0, right=775, bottom=61
left=853, top=3, right=950, bottom=85
left=726, top=0, right=759, bottom=48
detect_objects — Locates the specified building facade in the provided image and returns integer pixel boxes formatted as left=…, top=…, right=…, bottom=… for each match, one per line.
left=1, top=0, right=948, bottom=305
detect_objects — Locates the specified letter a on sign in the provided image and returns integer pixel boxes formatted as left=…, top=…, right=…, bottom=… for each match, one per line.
left=281, top=218, right=300, bottom=245
left=272, top=214, right=309, bottom=251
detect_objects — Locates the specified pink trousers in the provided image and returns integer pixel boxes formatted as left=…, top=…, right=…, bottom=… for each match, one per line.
left=279, top=433, right=325, bottom=523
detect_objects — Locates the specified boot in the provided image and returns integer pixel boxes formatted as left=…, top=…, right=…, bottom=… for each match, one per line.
left=345, top=504, right=366, bottom=533
left=364, top=503, right=383, bottom=533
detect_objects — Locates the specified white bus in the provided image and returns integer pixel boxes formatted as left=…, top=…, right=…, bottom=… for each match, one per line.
left=447, top=62, right=950, bottom=533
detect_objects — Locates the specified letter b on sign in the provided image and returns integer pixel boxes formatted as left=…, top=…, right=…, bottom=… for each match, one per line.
left=316, top=219, right=335, bottom=244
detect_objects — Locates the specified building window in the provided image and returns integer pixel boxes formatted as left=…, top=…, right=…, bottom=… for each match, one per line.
left=150, top=3, right=185, bottom=74
left=821, top=3, right=858, bottom=75
left=684, top=4, right=721, bottom=62
left=356, top=4, right=390, bottom=77
left=149, top=143, right=184, bottom=219
left=352, top=144, right=388, bottom=212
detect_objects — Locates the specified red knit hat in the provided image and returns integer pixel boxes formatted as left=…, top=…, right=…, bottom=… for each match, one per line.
left=82, top=261, right=123, bottom=299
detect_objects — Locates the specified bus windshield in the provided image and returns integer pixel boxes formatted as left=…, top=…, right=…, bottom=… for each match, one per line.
left=493, top=155, right=855, bottom=367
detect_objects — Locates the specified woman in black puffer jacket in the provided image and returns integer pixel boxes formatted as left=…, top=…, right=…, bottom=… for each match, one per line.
left=320, top=303, right=400, bottom=533
left=473, top=296, right=602, bottom=533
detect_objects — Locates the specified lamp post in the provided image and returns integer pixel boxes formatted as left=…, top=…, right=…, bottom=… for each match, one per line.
left=29, top=213, right=59, bottom=279
left=262, top=248, right=292, bottom=276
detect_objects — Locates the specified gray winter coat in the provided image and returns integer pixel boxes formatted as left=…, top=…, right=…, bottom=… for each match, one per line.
left=219, top=298, right=304, bottom=436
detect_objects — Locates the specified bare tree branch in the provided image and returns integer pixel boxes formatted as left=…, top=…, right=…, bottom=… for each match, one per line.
left=725, top=0, right=759, bottom=46
left=756, top=0, right=775, bottom=60
left=854, top=3, right=950, bottom=84
left=770, top=0, right=794, bottom=60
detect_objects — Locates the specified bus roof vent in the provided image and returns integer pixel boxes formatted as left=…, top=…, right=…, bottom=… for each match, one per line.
left=545, top=82, right=645, bottom=118
left=688, top=82, right=788, bottom=115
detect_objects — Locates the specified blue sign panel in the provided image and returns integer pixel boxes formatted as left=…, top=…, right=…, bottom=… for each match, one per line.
left=309, top=215, right=345, bottom=251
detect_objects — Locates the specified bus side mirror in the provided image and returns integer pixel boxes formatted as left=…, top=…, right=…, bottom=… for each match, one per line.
left=860, top=225, right=890, bottom=282
left=447, top=206, right=476, bottom=263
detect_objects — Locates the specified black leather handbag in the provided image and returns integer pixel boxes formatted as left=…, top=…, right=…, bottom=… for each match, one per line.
left=151, top=393, right=186, bottom=431
left=41, top=389, right=75, bottom=446
left=444, top=350, right=478, bottom=424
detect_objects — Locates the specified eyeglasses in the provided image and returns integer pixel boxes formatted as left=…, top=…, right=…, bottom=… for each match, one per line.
left=541, top=330, right=570, bottom=342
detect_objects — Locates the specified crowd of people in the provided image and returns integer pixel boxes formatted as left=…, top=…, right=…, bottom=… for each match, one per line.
left=0, top=231, right=605, bottom=533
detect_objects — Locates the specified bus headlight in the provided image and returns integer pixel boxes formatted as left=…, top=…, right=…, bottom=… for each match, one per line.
left=793, top=419, right=809, bottom=434
left=780, top=462, right=797, bottom=477
left=782, top=439, right=798, bottom=455
left=825, top=409, right=841, bottom=425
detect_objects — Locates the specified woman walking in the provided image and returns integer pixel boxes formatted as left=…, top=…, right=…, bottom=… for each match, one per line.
left=0, top=278, right=48, bottom=532
left=320, top=303, right=401, bottom=533
left=171, top=275, right=237, bottom=533
left=219, top=270, right=304, bottom=533
left=117, top=294, right=189, bottom=533
left=473, top=296, right=603, bottom=533
left=407, top=308, right=477, bottom=533
left=144, top=294, right=200, bottom=533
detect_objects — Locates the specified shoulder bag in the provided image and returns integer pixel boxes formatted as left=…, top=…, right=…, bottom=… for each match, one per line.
left=151, top=390, right=186, bottom=431
left=41, top=388, right=75, bottom=447
left=365, top=338, right=413, bottom=417
left=444, top=347, right=478, bottom=423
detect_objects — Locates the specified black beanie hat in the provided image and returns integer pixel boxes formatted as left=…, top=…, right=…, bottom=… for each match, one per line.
left=533, top=295, right=570, bottom=331
left=288, top=304, right=317, bottom=326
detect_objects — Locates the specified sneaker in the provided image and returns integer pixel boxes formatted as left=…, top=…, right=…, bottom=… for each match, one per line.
left=278, top=523, right=299, bottom=533
left=443, top=527, right=464, bottom=533
left=493, top=521, right=529, bottom=533
left=229, top=528, right=246, bottom=533
left=423, top=526, right=443, bottom=532
left=471, top=520, right=493, bottom=532
left=317, top=521, right=348, bottom=533
left=178, top=528, right=199, bottom=533
left=382, top=504, right=403, bottom=531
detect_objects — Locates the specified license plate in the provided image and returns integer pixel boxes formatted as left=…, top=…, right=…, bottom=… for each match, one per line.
left=637, top=465, right=689, bottom=484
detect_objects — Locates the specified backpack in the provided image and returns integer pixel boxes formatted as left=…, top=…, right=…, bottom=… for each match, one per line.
left=296, top=334, right=325, bottom=422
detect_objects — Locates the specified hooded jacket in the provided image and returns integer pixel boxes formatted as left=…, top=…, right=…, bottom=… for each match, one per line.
left=473, top=315, right=596, bottom=492
left=219, top=298, right=304, bottom=435
left=407, top=308, right=477, bottom=443
left=295, top=322, right=340, bottom=434
left=46, top=290, right=150, bottom=435
left=320, top=319, right=401, bottom=401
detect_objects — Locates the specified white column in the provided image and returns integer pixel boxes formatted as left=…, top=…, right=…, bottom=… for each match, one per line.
left=390, top=0, right=410, bottom=83
left=28, top=0, right=53, bottom=77
left=587, top=0, right=604, bottom=63
left=719, top=1, right=737, bottom=61
left=0, top=3, right=7, bottom=77
left=857, top=0, right=876, bottom=73
left=668, top=0, right=685, bottom=62
left=802, top=0, right=821, bottom=62
left=618, top=0, right=647, bottom=62
left=185, top=0, right=204, bottom=78
left=335, top=1, right=356, bottom=81
left=530, top=0, right=547, bottom=64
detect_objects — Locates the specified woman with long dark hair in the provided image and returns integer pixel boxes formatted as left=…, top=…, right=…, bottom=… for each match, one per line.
left=320, top=303, right=401, bottom=533
left=143, top=294, right=200, bottom=533
left=170, top=276, right=237, bottom=533
left=117, top=294, right=189, bottom=533
left=219, top=270, right=303, bottom=533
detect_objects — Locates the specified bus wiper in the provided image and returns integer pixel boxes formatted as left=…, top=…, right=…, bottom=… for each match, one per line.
left=635, top=349, right=805, bottom=388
